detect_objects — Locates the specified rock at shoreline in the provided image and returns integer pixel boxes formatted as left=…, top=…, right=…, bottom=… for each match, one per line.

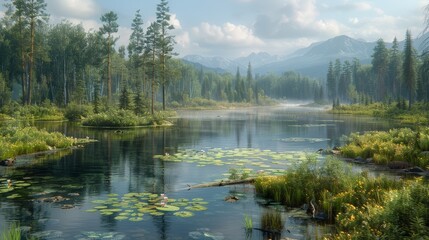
left=387, top=161, right=411, bottom=170
left=0, top=157, right=16, bottom=167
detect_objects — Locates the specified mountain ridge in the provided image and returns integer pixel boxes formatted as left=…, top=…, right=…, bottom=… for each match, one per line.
left=182, top=34, right=429, bottom=78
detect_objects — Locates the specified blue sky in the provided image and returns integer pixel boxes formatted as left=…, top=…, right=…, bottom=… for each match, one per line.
left=1, top=0, right=427, bottom=58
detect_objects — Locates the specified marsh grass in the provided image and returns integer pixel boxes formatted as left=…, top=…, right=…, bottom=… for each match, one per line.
left=82, top=109, right=175, bottom=127
left=244, top=214, right=253, bottom=231
left=260, top=210, right=284, bottom=232
left=0, top=125, right=89, bottom=159
left=1, top=222, right=21, bottom=240
left=341, top=127, right=429, bottom=168
left=255, top=155, right=403, bottom=223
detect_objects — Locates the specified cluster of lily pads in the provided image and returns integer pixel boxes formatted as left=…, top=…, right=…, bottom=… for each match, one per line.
left=0, top=177, right=32, bottom=198
left=86, top=192, right=208, bottom=221
left=154, top=148, right=310, bottom=176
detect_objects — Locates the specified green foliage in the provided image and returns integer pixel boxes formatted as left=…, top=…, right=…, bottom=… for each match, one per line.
left=244, top=214, right=253, bottom=231
left=228, top=168, right=250, bottom=180
left=0, top=126, right=78, bottom=159
left=1, top=103, right=64, bottom=121
left=260, top=210, right=283, bottom=232
left=333, top=180, right=429, bottom=239
left=255, top=156, right=403, bottom=223
left=1, top=222, right=21, bottom=240
left=82, top=109, right=175, bottom=127
left=341, top=128, right=429, bottom=168
left=64, top=103, right=92, bottom=121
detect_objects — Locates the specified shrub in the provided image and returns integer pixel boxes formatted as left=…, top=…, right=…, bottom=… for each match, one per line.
left=64, top=104, right=92, bottom=121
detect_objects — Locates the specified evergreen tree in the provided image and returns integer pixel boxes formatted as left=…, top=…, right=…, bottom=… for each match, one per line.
left=156, top=0, right=176, bottom=110
left=100, top=11, right=119, bottom=103
left=128, top=10, right=145, bottom=93
left=389, top=37, right=402, bottom=98
left=134, top=91, right=144, bottom=115
left=326, top=61, right=336, bottom=100
left=119, top=86, right=131, bottom=110
left=145, top=22, right=160, bottom=114
left=403, top=30, right=417, bottom=109
left=372, top=38, right=389, bottom=101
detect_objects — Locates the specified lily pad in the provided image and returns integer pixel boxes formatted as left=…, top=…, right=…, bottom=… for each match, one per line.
left=174, top=211, right=194, bottom=218
left=129, top=217, right=143, bottom=222
left=156, top=205, right=180, bottom=212
left=185, top=205, right=207, bottom=211
left=150, top=211, right=165, bottom=216
left=114, top=215, right=129, bottom=221
left=7, top=193, right=21, bottom=199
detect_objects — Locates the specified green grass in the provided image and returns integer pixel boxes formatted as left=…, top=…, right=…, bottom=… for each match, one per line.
left=330, top=102, right=429, bottom=125
left=260, top=210, right=283, bottom=232
left=244, top=214, right=253, bottom=231
left=1, top=222, right=21, bottom=240
left=82, top=109, right=175, bottom=128
left=340, top=127, right=429, bottom=168
left=0, top=125, right=91, bottom=159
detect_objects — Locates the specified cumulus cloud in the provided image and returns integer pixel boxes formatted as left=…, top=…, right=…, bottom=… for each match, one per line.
left=253, top=0, right=342, bottom=39
left=46, top=0, right=100, bottom=19
left=169, top=14, right=181, bottom=30
left=192, top=22, right=264, bottom=48
left=333, top=1, right=384, bottom=15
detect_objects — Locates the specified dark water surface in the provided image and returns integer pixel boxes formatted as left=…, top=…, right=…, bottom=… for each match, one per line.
left=0, top=104, right=400, bottom=239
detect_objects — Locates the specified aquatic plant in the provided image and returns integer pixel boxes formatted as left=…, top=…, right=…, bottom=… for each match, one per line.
left=87, top=192, right=208, bottom=221
left=260, top=210, right=283, bottom=232
left=341, top=127, right=429, bottom=168
left=0, top=126, right=91, bottom=159
left=255, top=155, right=404, bottom=222
left=244, top=214, right=253, bottom=231
left=1, top=222, right=21, bottom=240
left=154, top=148, right=308, bottom=177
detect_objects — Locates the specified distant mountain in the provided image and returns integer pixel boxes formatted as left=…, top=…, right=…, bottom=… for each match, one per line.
left=182, top=52, right=284, bottom=73
left=183, top=33, right=429, bottom=78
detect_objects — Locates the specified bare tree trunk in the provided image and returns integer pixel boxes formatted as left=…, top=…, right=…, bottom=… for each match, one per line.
left=107, top=35, right=112, bottom=102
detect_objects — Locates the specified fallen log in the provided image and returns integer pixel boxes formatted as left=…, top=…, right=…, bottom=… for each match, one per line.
left=188, top=178, right=255, bottom=189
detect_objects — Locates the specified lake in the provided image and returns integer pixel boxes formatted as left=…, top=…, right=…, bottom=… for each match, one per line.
left=0, top=104, right=401, bottom=239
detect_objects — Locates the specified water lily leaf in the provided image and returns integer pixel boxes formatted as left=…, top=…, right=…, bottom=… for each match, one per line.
left=92, top=200, right=107, bottom=204
left=150, top=211, right=165, bottom=216
left=129, top=217, right=143, bottom=222
left=156, top=205, right=180, bottom=212
left=174, top=211, right=194, bottom=218
left=100, top=211, right=114, bottom=216
left=7, top=193, right=21, bottom=199
left=94, top=205, right=108, bottom=209
left=171, top=202, right=188, bottom=207
left=108, top=193, right=119, bottom=197
left=85, top=209, right=97, bottom=213
left=114, top=216, right=128, bottom=221
left=192, top=198, right=204, bottom=202
left=185, top=205, right=207, bottom=211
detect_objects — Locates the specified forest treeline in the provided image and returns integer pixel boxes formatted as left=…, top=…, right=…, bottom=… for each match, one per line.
left=326, top=30, right=429, bottom=109
left=0, top=0, right=321, bottom=115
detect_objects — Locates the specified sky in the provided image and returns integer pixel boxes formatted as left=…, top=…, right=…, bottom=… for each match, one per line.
left=1, top=0, right=428, bottom=58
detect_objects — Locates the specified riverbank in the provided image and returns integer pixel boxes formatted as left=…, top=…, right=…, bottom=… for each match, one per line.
left=329, top=102, right=429, bottom=124
left=0, top=126, right=94, bottom=161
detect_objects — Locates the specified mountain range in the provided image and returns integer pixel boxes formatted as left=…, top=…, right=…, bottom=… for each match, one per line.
left=182, top=34, right=429, bottom=78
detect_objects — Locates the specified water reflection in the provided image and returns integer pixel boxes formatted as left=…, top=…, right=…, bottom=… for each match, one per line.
left=0, top=105, right=402, bottom=239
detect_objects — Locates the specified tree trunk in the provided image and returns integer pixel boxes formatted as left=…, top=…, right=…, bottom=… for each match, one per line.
left=28, top=18, right=35, bottom=105
left=107, top=35, right=112, bottom=102
left=63, top=55, right=67, bottom=106
left=151, top=50, right=155, bottom=115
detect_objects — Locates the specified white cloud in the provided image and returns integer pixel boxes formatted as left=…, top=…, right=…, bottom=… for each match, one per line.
left=192, top=22, right=263, bottom=48
left=253, top=0, right=342, bottom=39
left=46, top=0, right=100, bottom=19
left=169, top=14, right=182, bottom=30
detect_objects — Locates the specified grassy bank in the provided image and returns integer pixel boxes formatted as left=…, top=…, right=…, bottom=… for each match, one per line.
left=254, top=155, right=429, bottom=239
left=340, top=127, right=429, bottom=169
left=330, top=102, right=429, bottom=124
left=81, top=109, right=176, bottom=128
left=0, top=125, right=92, bottom=159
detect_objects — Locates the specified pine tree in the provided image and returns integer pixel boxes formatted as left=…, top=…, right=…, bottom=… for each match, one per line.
left=100, top=11, right=119, bottom=103
left=403, top=30, right=417, bottom=109
left=372, top=38, right=389, bottom=101
left=326, top=61, right=336, bottom=100
left=156, top=0, right=176, bottom=110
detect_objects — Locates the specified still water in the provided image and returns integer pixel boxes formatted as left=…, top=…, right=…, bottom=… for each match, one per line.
left=0, top=104, right=400, bottom=239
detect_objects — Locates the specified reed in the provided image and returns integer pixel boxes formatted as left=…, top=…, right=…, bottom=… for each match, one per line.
left=244, top=214, right=253, bottom=231
left=260, top=210, right=283, bottom=232
left=1, top=222, right=21, bottom=240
